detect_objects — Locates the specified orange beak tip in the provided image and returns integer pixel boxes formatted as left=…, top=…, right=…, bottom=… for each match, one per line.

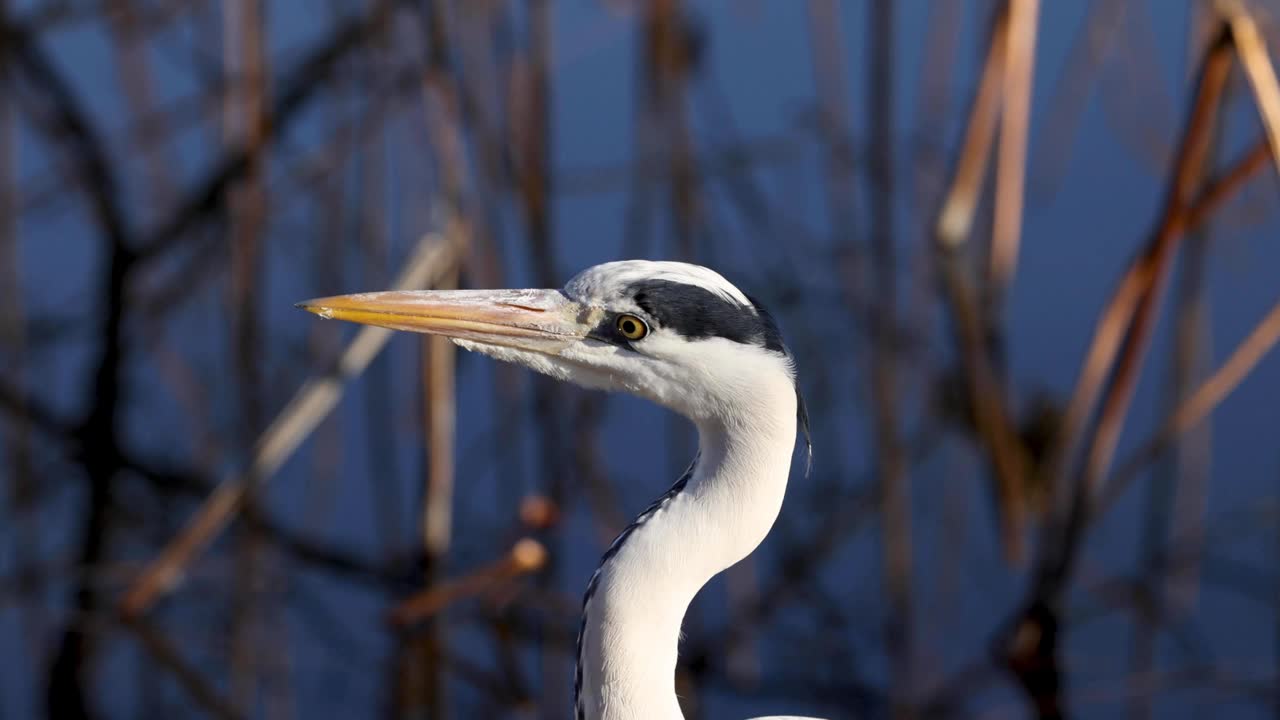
left=295, top=300, right=335, bottom=319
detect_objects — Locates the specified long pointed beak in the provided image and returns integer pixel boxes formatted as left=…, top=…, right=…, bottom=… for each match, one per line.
left=296, top=289, right=590, bottom=353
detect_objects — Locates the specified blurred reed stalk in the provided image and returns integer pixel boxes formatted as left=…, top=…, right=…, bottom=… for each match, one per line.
left=988, top=0, right=1040, bottom=299
left=347, top=74, right=405, bottom=561
left=223, top=0, right=272, bottom=709
left=1127, top=16, right=1221, bottom=717
left=1106, top=289, right=1280, bottom=505
left=807, top=0, right=857, bottom=256
left=1090, top=133, right=1272, bottom=510
left=1039, top=29, right=1235, bottom=717
left=0, top=1, right=41, bottom=699
left=6, top=11, right=142, bottom=714
left=1131, top=144, right=1216, bottom=720
left=935, top=6, right=1033, bottom=567
left=1224, top=0, right=1280, bottom=177
left=1048, top=27, right=1233, bottom=568
left=121, top=238, right=460, bottom=618
left=404, top=0, right=483, bottom=713
left=997, top=16, right=1280, bottom=717
left=865, top=1, right=914, bottom=714
left=408, top=262, right=459, bottom=718
left=515, top=0, right=569, bottom=705
left=1073, top=1, right=1280, bottom=536
left=1031, top=0, right=1128, bottom=200
left=125, top=616, right=244, bottom=720
left=106, top=0, right=173, bottom=216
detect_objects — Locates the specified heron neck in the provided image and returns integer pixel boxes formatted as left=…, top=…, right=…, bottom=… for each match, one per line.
left=577, top=389, right=798, bottom=720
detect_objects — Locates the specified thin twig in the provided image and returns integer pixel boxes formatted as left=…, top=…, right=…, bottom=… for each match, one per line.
left=1186, top=137, right=1270, bottom=228
left=124, top=616, right=245, bottom=720
left=388, top=539, right=547, bottom=627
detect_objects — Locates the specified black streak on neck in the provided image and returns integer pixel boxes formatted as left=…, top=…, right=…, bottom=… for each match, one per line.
left=573, top=454, right=699, bottom=720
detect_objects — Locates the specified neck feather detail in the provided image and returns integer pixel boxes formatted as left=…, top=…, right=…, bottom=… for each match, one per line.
left=574, top=386, right=797, bottom=720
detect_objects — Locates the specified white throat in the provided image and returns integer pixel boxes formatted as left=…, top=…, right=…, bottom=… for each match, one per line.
left=575, top=376, right=798, bottom=720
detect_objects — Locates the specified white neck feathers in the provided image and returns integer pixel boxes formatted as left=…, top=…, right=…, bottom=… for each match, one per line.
left=575, top=371, right=798, bottom=720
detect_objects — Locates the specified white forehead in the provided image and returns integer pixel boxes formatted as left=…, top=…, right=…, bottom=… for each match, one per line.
left=563, top=260, right=751, bottom=306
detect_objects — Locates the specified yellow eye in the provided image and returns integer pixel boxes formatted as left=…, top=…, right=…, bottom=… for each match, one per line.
left=615, top=314, right=648, bottom=340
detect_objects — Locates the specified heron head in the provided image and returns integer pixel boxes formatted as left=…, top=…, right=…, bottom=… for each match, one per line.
left=297, top=260, right=805, bottom=429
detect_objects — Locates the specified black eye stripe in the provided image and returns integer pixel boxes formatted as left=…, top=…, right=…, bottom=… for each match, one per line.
left=582, top=280, right=789, bottom=356
left=626, top=279, right=786, bottom=353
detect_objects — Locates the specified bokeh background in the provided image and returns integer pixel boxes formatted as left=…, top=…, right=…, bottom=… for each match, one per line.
left=3, top=0, right=1280, bottom=718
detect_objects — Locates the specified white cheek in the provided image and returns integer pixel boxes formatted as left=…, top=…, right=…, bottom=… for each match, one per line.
left=620, top=334, right=724, bottom=415
left=451, top=340, right=578, bottom=384
left=555, top=344, right=636, bottom=392
left=638, top=335, right=795, bottom=418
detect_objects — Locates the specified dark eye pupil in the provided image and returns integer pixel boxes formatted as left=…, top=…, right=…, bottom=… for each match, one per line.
left=617, top=316, right=644, bottom=339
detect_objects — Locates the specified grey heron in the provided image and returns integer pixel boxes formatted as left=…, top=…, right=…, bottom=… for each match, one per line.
left=299, top=260, right=822, bottom=720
